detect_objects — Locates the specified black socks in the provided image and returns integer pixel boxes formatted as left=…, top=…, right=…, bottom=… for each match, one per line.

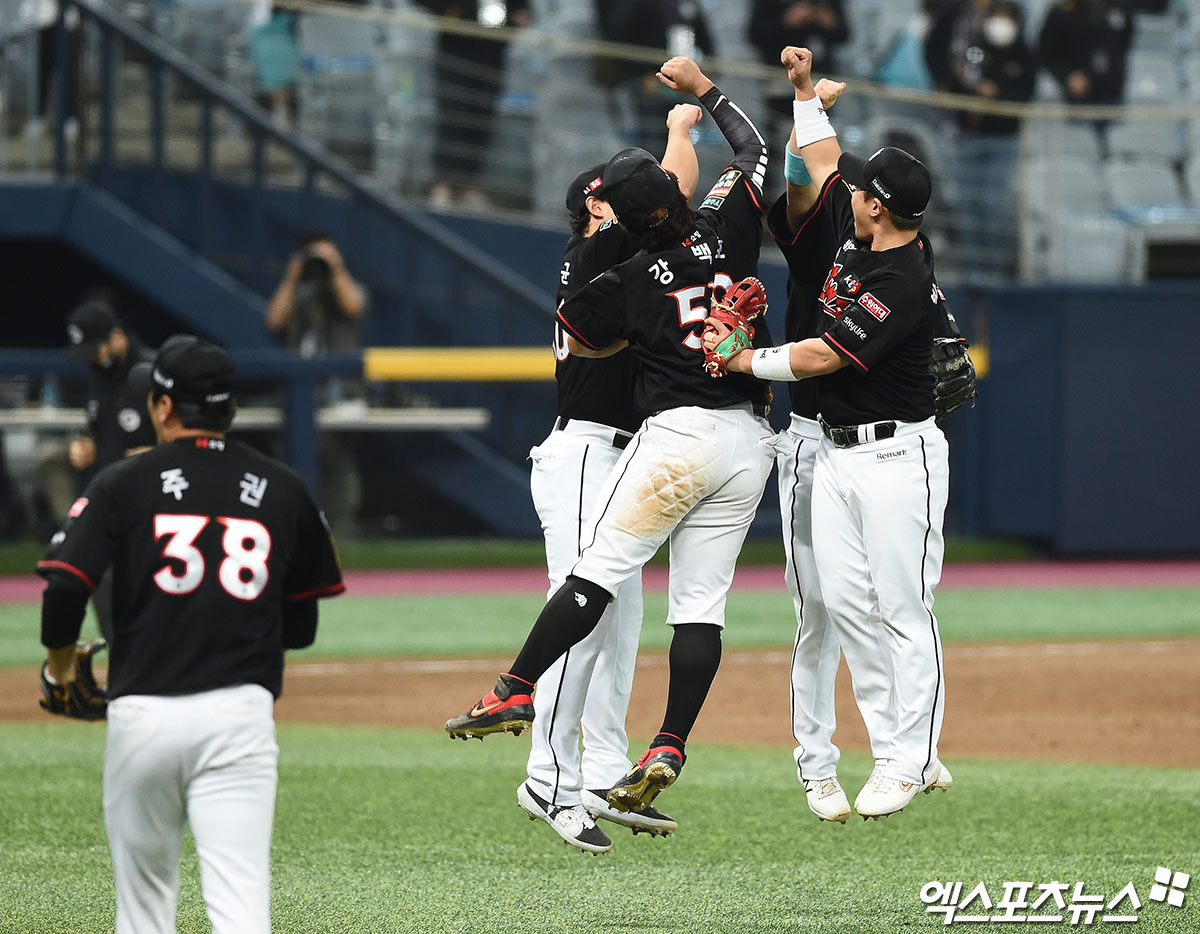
left=658, top=622, right=723, bottom=744
left=509, top=576, right=612, bottom=685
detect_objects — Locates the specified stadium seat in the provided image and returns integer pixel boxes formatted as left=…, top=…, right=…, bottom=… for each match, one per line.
left=1105, top=119, right=1185, bottom=164
left=1105, top=158, right=1185, bottom=211
left=1025, top=157, right=1107, bottom=220
left=1124, top=50, right=1181, bottom=103
left=1028, top=120, right=1104, bottom=163
left=1045, top=213, right=1146, bottom=284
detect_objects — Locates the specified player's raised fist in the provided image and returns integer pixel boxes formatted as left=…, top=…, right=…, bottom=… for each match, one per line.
left=657, top=57, right=715, bottom=98
left=666, top=103, right=703, bottom=131
left=815, top=77, right=847, bottom=111
left=781, top=46, right=815, bottom=93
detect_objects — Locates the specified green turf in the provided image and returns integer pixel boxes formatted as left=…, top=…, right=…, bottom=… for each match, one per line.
left=1, top=722, right=1196, bottom=933
left=1, top=586, right=1198, bottom=668
left=0, top=535, right=1036, bottom=575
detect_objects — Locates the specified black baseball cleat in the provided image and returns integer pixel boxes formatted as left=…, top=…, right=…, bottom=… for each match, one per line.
left=582, top=787, right=677, bottom=837
left=606, top=743, right=685, bottom=814
left=445, top=673, right=535, bottom=740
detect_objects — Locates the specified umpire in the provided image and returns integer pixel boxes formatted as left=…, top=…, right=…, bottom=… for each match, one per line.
left=37, top=335, right=345, bottom=933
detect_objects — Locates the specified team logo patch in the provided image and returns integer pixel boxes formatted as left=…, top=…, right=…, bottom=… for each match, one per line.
left=819, top=263, right=853, bottom=318
left=859, top=292, right=892, bottom=322
left=843, top=274, right=862, bottom=294
left=701, top=169, right=741, bottom=210
left=68, top=497, right=88, bottom=518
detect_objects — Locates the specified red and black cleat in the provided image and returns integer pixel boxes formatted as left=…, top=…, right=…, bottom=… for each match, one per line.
left=606, top=741, right=686, bottom=813
left=445, top=673, right=535, bottom=740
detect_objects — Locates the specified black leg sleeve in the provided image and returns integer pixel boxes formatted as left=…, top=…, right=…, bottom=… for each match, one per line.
left=658, top=623, right=723, bottom=744
left=509, top=576, right=611, bottom=685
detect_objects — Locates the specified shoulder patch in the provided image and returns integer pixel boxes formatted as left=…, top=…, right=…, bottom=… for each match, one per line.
left=68, top=497, right=88, bottom=518
left=859, top=292, right=891, bottom=322
left=701, top=169, right=742, bottom=210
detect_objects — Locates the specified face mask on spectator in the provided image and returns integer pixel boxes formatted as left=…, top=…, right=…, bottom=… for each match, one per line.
left=982, top=16, right=1020, bottom=48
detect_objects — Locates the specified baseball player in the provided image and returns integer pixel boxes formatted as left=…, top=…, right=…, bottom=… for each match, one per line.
left=36, top=335, right=344, bottom=933
left=760, top=64, right=971, bottom=823
left=520, top=105, right=703, bottom=853
left=448, top=56, right=776, bottom=816
left=706, top=46, right=953, bottom=820
left=62, top=299, right=158, bottom=642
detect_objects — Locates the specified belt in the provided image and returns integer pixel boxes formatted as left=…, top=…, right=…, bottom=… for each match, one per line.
left=554, top=416, right=634, bottom=450
left=754, top=402, right=770, bottom=418
left=819, top=416, right=896, bottom=448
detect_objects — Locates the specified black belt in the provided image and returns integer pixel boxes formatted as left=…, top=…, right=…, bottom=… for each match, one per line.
left=554, top=417, right=633, bottom=450
left=819, top=417, right=897, bottom=448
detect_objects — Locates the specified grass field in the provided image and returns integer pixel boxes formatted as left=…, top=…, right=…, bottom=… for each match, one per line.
left=1, top=583, right=1198, bottom=932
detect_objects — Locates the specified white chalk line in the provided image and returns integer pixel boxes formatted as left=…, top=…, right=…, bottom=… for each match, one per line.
left=286, top=640, right=1198, bottom=678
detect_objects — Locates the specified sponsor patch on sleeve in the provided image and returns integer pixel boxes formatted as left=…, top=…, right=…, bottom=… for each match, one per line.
left=68, top=497, right=88, bottom=518
left=859, top=292, right=891, bottom=322
left=701, top=169, right=742, bottom=210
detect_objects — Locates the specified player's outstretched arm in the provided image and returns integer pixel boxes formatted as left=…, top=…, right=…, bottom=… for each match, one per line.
left=785, top=76, right=847, bottom=229
left=661, top=103, right=703, bottom=201
left=782, top=47, right=841, bottom=190
left=659, top=56, right=768, bottom=198
left=702, top=319, right=846, bottom=380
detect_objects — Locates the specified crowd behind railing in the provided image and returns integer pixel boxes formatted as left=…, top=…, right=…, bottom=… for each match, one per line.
left=1, top=0, right=1199, bottom=284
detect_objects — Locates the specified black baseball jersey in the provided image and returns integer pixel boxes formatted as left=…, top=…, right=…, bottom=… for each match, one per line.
left=553, top=221, right=641, bottom=432
left=38, top=437, right=344, bottom=699
left=86, top=341, right=159, bottom=468
left=812, top=172, right=938, bottom=425
left=557, top=172, right=772, bottom=415
left=766, top=191, right=840, bottom=419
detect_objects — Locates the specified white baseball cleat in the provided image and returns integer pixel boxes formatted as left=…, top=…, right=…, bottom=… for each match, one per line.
left=854, top=761, right=952, bottom=820
left=581, top=788, right=677, bottom=837
left=517, top=783, right=612, bottom=854
left=802, top=777, right=852, bottom=823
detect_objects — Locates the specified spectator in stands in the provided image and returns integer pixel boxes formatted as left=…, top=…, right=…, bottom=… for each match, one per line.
left=266, top=230, right=366, bottom=358
left=592, top=0, right=715, bottom=155
left=927, top=0, right=1036, bottom=273
left=748, top=1, right=849, bottom=125
left=249, top=6, right=299, bottom=127
left=266, top=230, right=367, bottom=536
left=1039, top=0, right=1169, bottom=105
left=414, top=0, right=532, bottom=211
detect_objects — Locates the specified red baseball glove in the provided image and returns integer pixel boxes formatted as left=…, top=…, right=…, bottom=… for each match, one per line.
left=702, top=277, right=768, bottom=378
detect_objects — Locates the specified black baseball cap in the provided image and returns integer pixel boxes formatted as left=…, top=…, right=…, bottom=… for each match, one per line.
left=566, top=163, right=606, bottom=217
left=129, top=335, right=236, bottom=406
left=65, top=301, right=121, bottom=360
left=601, top=148, right=678, bottom=232
left=837, top=147, right=932, bottom=222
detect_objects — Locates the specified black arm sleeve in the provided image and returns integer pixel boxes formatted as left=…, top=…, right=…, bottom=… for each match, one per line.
left=282, top=598, right=318, bottom=650
left=697, top=85, right=767, bottom=197
left=40, top=579, right=90, bottom=648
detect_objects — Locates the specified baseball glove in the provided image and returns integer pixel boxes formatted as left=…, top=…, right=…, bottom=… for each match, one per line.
left=931, top=337, right=978, bottom=419
left=702, top=277, right=768, bottom=378
left=39, top=639, right=108, bottom=721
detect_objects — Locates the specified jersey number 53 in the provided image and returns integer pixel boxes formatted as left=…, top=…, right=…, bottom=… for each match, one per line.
left=668, top=273, right=734, bottom=351
left=154, top=514, right=272, bottom=601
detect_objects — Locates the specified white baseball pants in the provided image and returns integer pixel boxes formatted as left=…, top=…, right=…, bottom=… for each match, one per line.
left=573, top=403, right=776, bottom=629
left=104, top=684, right=279, bottom=934
left=527, top=420, right=643, bottom=806
left=811, top=417, right=949, bottom=787
left=778, top=414, right=894, bottom=781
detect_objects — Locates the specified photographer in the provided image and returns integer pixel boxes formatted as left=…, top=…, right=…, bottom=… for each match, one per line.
left=266, top=231, right=366, bottom=357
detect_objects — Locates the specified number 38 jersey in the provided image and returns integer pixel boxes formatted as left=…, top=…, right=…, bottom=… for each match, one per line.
left=38, top=437, right=345, bottom=699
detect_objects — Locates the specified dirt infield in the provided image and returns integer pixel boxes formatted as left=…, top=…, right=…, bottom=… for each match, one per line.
left=5, top=640, right=1194, bottom=768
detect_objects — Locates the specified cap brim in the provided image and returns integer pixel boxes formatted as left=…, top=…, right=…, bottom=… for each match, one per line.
left=128, top=361, right=154, bottom=392
left=837, top=152, right=870, bottom=190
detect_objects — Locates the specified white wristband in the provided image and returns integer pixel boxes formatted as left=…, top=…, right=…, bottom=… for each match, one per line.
left=750, top=345, right=798, bottom=381
left=792, top=96, right=837, bottom=149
